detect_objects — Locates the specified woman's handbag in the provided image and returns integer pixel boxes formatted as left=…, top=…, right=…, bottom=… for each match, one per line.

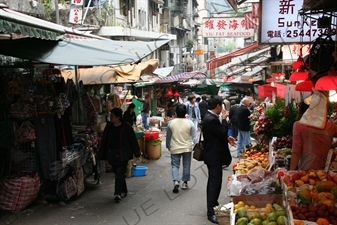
left=193, top=131, right=204, bottom=161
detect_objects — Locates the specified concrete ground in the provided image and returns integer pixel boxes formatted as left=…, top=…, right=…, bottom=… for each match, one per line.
left=0, top=131, right=240, bottom=225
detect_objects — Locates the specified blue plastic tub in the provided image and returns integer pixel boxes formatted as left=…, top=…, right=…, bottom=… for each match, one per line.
left=133, top=166, right=148, bottom=177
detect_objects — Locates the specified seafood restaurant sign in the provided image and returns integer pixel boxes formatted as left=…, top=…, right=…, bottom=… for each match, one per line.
left=202, top=18, right=254, bottom=38
left=260, top=0, right=337, bottom=44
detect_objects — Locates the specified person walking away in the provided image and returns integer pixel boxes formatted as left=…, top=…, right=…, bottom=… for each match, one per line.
left=97, top=108, right=142, bottom=202
left=166, top=104, right=198, bottom=193
left=138, top=94, right=150, bottom=130
left=198, top=95, right=208, bottom=121
left=229, top=100, right=239, bottom=139
left=202, top=96, right=236, bottom=224
left=236, top=98, right=251, bottom=158
left=185, top=95, right=201, bottom=129
left=122, top=103, right=136, bottom=126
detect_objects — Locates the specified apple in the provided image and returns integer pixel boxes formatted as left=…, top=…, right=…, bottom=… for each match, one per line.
left=291, top=173, right=301, bottom=181
left=295, top=180, right=305, bottom=187
left=298, top=170, right=307, bottom=177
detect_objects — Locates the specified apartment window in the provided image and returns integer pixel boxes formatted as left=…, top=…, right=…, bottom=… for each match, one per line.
left=120, top=0, right=127, bottom=16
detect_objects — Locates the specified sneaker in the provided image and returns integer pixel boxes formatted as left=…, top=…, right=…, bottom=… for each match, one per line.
left=114, top=195, right=121, bottom=202
left=181, top=182, right=188, bottom=190
left=121, top=192, right=127, bottom=198
left=172, top=181, right=179, bottom=193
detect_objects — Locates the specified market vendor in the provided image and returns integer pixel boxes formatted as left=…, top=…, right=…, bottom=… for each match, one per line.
left=290, top=90, right=337, bottom=170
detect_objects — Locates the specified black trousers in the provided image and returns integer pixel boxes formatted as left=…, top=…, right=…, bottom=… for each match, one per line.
left=112, top=162, right=128, bottom=195
left=206, top=164, right=223, bottom=216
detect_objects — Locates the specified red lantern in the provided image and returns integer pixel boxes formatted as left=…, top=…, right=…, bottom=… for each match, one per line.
left=315, top=67, right=337, bottom=91
left=291, top=57, right=306, bottom=70
left=166, top=90, right=173, bottom=97
left=295, top=79, right=313, bottom=92
left=173, top=91, right=180, bottom=97
left=289, top=70, right=308, bottom=82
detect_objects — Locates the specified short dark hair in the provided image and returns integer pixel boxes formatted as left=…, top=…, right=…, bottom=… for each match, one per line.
left=208, top=96, right=223, bottom=110
left=128, top=103, right=135, bottom=110
left=230, top=100, right=236, bottom=105
left=188, top=95, right=195, bottom=101
left=110, top=108, right=123, bottom=121
left=176, top=104, right=187, bottom=118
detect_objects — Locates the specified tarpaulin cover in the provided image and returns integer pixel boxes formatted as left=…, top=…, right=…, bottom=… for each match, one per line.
left=0, top=38, right=169, bottom=66
left=61, top=59, right=159, bottom=84
left=155, top=72, right=206, bottom=83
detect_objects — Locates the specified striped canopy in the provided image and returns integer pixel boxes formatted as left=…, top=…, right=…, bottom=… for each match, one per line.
left=155, top=72, right=206, bottom=83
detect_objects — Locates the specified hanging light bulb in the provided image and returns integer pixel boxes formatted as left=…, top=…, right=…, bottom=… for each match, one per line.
left=173, top=91, right=180, bottom=97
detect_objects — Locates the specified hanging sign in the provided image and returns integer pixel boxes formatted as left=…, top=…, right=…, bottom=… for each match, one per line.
left=202, top=17, right=254, bottom=37
left=69, top=8, right=83, bottom=24
left=260, top=0, right=337, bottom=44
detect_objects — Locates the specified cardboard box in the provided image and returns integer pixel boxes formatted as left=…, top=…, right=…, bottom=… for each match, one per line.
left=231, top=194, right=285, bottom=225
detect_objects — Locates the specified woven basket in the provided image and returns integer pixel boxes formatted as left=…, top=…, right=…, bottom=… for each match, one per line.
left=215, top=211, right=230, bottom=225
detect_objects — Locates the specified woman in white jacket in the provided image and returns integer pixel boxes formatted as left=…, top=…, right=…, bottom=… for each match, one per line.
left=166, top=104, right=198, bottom=193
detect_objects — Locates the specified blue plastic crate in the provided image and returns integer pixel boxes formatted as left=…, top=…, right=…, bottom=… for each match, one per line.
left=133, top=165, right=148, bottom=177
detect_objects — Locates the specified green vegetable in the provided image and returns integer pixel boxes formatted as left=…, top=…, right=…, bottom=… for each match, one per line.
left=262, top=220, right=269, bottom=225
left=250, top=218, right=262, bottom=225
left=272, top=203, right=282, bottom=211
left=275, top=210, right=285, bottom=218
left=237, top=207, right=247, bottom=218
left=236, top=217, right=249, bottom=225
left=276, top=216, right=285, bottom=225
left=267, top=212, right=277, bottom=222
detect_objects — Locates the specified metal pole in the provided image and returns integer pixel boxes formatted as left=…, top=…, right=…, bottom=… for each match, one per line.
left=55, top=0, right=60, bottom=24
left=82, top=0, right=93, bottom=25
left=74, top=66, right=82, bottom=124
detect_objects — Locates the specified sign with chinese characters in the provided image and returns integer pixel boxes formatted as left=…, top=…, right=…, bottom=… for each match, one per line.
left=260, top=0, right=337, bottom=44
left=70, top=0, right=84, bottom=6
left=69, top=8, right=83, bottom=24
left=202, top=17, right=254, bottom=38
left=282, top=44, right=312, bottom=61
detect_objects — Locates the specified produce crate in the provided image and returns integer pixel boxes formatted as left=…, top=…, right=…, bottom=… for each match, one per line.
left=231, top=194, right=286, bottom=225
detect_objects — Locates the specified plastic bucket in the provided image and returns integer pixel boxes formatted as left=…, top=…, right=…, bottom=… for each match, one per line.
left=143, top=131, right=160, bottom=140
left=145, top=140, right=162, bottom=160
left=133, top=165, right=148, bottom=176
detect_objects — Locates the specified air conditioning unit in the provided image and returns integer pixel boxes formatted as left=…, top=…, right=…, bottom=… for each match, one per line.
left=158, top=4, right=163, bottom=14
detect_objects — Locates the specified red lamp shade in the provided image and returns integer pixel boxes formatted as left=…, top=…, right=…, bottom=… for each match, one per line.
left=273, top=72, right=285, bottom=79
left=289, top=70, right=308, bottom=81
left=295, top=79, right=313, bottom=92
left=166, top=90, right=173, bottom=97
left=173, top=91, right=180, bottom=97
left=315, top=67, right=337, bottom=90
left=291, top=57, right=306, bottom=70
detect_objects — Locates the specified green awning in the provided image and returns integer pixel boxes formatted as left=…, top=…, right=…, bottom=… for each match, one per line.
left=0, top=7, right=65, bottom=40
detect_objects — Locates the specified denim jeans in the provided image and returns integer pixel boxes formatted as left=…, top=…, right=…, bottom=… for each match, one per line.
left=236, top=130, right=251, bottom=157
left=191, top=118, right=199, bottom=130
left=141, top=113, right=149, bottom=130
left=171, top=152, right=192, bottom=182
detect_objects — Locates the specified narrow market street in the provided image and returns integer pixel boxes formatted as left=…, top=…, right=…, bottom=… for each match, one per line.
left=0, top=131, right=238, bottom=225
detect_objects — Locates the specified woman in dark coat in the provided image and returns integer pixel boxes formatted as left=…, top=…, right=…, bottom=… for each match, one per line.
left=122, top=103, right=136, bottom=126
left=97, top=108, right=141, bottom=202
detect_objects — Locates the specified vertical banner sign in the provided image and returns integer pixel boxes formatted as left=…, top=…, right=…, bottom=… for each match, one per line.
left=69, top=0, right=83, bottom=24
left=260, top=0, right=337, bottom=44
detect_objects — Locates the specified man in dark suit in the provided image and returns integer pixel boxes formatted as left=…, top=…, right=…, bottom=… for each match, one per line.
left=202, top=96, right=236, bottom=224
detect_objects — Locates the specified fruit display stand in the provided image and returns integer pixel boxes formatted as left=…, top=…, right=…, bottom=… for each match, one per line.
left=280, top=169, right=337, bottom=225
